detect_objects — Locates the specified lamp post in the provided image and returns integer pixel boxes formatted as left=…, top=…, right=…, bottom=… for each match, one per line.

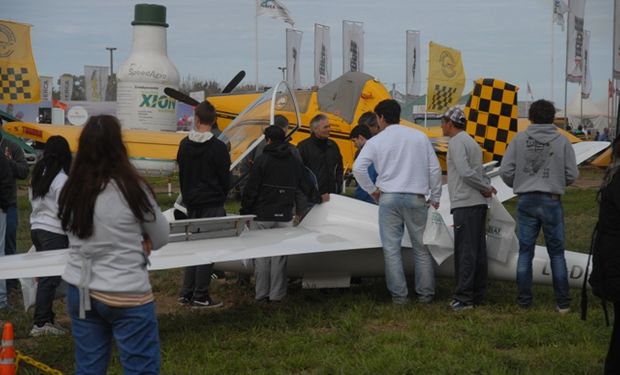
left=105, top=47, right=117, bottom=75
left=277, top=66, right=286, bottom=81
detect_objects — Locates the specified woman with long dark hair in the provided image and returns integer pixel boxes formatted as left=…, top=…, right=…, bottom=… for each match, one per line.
left=29, top=136, right=72, bottom=336
left=590, top=135, right=620, bottom=374
left=59, top=115, right=169, bottom=374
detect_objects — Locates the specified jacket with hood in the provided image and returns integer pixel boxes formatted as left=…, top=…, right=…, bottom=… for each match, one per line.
left=499, top=124, right=578, bottom=195
left=177, top=130, right=231, bottom=210
left=0, top=154, right=12, bottom=211
left=297, top=134, right=343, bottom=194
left=0, top=136, right=29, bottom=207
left=240, top=142, right=321, bottom=222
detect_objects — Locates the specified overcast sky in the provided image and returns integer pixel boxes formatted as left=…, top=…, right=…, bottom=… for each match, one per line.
left=2, top=0, right=615, bottom=107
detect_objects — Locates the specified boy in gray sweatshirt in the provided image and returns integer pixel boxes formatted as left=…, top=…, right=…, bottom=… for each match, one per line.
left=500, top=99, right=578, bottom=314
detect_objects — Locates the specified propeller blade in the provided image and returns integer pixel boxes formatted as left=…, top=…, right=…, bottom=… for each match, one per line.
left=164, top=87, right=200, bottom=107
left=221, top=70, right=246, bottom=94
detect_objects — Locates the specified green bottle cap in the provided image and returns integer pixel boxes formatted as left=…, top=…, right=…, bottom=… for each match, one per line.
left=131, top=4, right=168, bottom=27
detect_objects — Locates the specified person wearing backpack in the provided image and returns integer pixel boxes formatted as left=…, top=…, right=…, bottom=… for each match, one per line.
left=589, top=135, right=620, bottom=374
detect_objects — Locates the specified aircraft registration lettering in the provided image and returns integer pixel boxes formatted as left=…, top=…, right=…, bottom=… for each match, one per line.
left=542, top=263, right=584, bottom=279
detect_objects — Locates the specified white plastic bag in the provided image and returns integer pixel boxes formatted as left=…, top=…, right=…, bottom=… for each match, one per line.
left=422, top=207, right=454, bottom=265
left=486, top=196, right=518, bottom=263
left=20, top=246, right=37, bottom=312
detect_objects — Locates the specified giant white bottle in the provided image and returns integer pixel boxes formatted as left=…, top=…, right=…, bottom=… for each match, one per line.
left=116, top=4, right=180, bottom=131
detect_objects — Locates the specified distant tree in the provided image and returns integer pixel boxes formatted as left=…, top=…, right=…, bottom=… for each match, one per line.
left=204, top=80, right=221, bottom=95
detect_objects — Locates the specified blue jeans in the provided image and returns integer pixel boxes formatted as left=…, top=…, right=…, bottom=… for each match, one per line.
left=378, top=193, right=435, bottom=303
left=67, top=285, right=161, bottom=375
left=516, top=193, right=570, bottom=309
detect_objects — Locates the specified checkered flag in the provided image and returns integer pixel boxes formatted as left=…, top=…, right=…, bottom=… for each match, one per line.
left=0, top=67, right=34, bottom=102
left=429, top=85, right=457, bottom=112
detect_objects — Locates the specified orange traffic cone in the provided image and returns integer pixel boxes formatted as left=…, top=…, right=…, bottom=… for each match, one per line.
left=0, top=322, right=16, bottom=375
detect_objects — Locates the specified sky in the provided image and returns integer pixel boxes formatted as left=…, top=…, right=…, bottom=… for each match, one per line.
left=2, top=0, right=616, bottom=109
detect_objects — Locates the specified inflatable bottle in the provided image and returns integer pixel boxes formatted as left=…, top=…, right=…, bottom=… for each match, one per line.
left=116, top=4, right=180, bottom=131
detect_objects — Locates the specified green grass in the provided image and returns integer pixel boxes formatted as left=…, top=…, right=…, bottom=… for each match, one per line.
left=3, top=168, right=612, bottom=374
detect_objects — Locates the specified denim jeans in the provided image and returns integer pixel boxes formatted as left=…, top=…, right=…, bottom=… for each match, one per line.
left=516, top=193, right=570, bottom=308
left=67, top=285, right=160, bottom=375
left=0, top=210, right=6, bottom=308
left=31, top=229, right=68, bottom=325
left=378, top=193, right=435, bottom=302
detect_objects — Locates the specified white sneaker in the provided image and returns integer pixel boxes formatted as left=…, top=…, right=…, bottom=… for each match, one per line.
left=557, top=306, right=571, bottom=315
left=30, top=322, right=69, bottom=337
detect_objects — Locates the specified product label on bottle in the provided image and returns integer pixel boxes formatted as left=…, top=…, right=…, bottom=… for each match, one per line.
left=116, top=82, right=177, bottom=131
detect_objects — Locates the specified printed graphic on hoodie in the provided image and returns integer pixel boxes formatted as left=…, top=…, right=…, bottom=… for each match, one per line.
left=523, top=137, right=552, bottom=178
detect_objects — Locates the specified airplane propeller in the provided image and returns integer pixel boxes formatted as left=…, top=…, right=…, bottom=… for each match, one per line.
left=164, top=70, right=246, bottom=107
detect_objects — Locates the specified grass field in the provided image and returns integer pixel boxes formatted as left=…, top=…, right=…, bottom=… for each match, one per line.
left=2, top=167, right=612, bottom=374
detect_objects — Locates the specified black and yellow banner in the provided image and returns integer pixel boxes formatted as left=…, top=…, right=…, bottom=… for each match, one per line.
left=0, top=20, right=40, bottom=104
left=426, top=42, right=465, bottom=113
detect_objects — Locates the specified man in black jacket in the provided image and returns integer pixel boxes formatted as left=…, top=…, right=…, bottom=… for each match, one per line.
left=0, top=153, right=12, bottom=309
left=241, top=126, right=322, bottom=302
left=176, top=100, right=231, bottom=309
left=297, top=114, right=343, bottom=201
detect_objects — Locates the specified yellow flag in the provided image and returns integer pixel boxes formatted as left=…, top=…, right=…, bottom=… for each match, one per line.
left=426, top=42, right=465, bottom=113
left=0, top=20, right=40, bottom=103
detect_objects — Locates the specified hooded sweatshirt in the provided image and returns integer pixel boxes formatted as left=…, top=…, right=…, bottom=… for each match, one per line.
left=240, top=142, right=321, bottom=221
left=499, top=123, right=578, bottom=195
left=177, top=130, right=231, bottom=210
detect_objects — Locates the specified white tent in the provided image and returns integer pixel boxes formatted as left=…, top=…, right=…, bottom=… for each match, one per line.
left=557, top=95, right=614, bottom=134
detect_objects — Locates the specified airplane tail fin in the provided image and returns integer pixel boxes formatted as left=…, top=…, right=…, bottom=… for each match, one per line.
left=464, top=78, right=519, bottom=163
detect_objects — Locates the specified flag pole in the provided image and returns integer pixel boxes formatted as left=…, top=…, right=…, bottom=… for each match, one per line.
left=255, top=0, right=259, bottom=92
left=563, top=5, right=569, bottom=130
left=551, top=0, right=555, bottom=101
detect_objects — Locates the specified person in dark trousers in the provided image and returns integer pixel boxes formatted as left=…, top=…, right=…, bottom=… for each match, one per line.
left=0, top=152, right=12, bottom=310
left=240, top=126, right=322, bottom=301
left=297, top=113, right=343, bottom=201
left=0, top=133, right=29, bottom=292
left=441, top=107, right=496, bottom=311
left=500, top=99, right=578, bottom=313
left=589, top=136, right=620, bottom=374
left=29, top=136, right=72, bottom=336
left=177, top=100, right=231, bottom=309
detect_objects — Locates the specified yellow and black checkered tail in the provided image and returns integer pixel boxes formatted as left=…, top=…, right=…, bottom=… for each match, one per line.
left=464, top=78, right=519, bottom=163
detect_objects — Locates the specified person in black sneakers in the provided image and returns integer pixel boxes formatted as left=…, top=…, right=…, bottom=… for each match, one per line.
left=176, top=100, right=231, bottom=309
left=241, top=126, right=322, bottom=302
left=297, top=113, right=343, bottom=202
left=589, top=135, right=620, bottom=374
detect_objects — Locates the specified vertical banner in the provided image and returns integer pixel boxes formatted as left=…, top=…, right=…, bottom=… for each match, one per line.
left=614, top=0, right=620, bottom=79
left=314, top=23, right=331, bottom=87
left=566, top=0, right=586, bottom=83
left=0, top=20, right=40, bottom=103
left=39, top=76, right=53, bottom=102
left=342, top=20, right=364, bottom=74
left=286, top=28, right=302, bottom=89
left=426, top=42, right=466, bottom=113
left=553, top=0, right=569, bottom=30
left=406, top=30, right=421, bottom=96
left=84, top=65, right=108, bottom=102
left=59, top=74, right=73, bottom=101
left=581, top=30, right=591, bottom=99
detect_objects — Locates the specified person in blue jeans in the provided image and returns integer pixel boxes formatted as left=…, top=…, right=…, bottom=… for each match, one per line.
left=500, top=99, right=578, bottom=313
left=29, top=136, right=72, bottom=337
left=353, top=100, right=442, bottom=304
left=349, top=125, right=378, bottom=204
left=59, top=115, right=170, bottom=374
left=0, top=152, right=12, bottom=310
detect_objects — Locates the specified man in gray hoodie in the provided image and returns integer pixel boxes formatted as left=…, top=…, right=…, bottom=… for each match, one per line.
left=499, top=99, right=578, bottom=314
left=442, top=107, right=496, bottom=311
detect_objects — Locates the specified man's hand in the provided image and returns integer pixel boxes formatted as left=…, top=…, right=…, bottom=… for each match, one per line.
left=481, top=186, right=497, bottom=198
left=430, top=201, right=439, bottom=209
left=321, top=193, right=330, bottom=202
left=371, top=189, right=381, bottom=203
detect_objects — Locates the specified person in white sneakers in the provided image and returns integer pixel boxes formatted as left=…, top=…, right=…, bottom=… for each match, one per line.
left=29, top=136, right=72, bottom=337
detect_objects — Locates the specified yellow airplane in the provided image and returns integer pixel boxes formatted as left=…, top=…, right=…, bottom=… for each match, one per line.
left=2, top=72, right=583, bottom=173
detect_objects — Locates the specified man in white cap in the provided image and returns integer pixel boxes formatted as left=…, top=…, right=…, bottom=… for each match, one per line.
left=441, top=107, right=495, bottom=311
